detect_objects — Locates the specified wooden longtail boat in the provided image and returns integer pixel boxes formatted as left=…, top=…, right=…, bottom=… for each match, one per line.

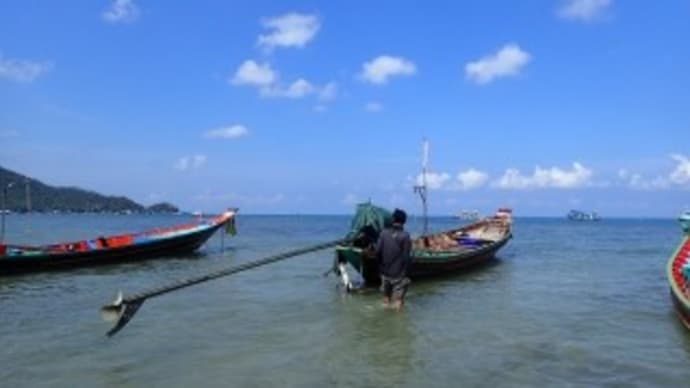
left=0, top=209, right=238, bottom=275
left=667, top=223, right=690, bottom=330
left=335, top=205, right=512, bottom=286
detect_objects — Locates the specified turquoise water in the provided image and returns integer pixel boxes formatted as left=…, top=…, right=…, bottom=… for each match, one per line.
left=1, top=214, right=690, bottom=387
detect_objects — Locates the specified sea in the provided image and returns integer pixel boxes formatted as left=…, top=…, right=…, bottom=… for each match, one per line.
left=1, top=213, right=689, bottom=387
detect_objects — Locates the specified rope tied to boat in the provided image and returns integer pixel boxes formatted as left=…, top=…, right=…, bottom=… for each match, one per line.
left=101, top=237, right=350, bottom=337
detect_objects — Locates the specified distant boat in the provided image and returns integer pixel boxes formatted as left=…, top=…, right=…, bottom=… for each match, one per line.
left=456, top=209, right=480, bottom=221
left=667, top=216, right=690, bottom=330
left=0, top=208, right=238, bottom=275
left=679, top=211, right=690, bottom=234
left=567, top=209, right=601, bottom=221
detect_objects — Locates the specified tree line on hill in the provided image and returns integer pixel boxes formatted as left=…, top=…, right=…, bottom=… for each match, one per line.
left=0, top=166, right=179, bottom=214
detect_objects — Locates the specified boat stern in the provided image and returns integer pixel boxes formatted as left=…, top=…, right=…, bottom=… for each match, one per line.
left=335, top=245, right=380, bottom=285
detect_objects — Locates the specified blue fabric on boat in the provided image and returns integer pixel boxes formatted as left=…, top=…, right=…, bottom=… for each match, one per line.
left=133, top=236, right=152, bottom=244
left=457, top=237, right=484, bottom=247
left=87, top=240, right=98, bottom=250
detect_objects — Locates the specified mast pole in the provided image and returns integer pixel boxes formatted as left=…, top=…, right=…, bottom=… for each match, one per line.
left=414, top=139, right=429, bottom=236
left=1, top=182, right=14, bottom=243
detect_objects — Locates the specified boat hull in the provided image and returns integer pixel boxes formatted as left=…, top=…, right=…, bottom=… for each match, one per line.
left=337, top=233, right=512, bottom=286
left=667, top=235, right=690, bottom=331
left=0, top=211, right=236, bottom=275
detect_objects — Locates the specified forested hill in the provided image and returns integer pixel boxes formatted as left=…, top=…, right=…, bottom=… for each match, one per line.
left=0, top=166, right=178, bottom=213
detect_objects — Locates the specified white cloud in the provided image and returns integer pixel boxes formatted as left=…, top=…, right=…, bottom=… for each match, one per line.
left=259, top=78, right=337, bottom=101
left=558, top=0, right=612, bottom=22
left=494, top=162, right=593, bottom=190
left=365, top=101, right=383, bottom=112
left=261, top=78, right=315, bottom=98
left=174, top=154, right=207, bottom=171
left=416, top=172, right=451, bottom=190
left=257, top=13, right=320, bottom=50
left=670, top=154, right=690, bottom=185
left=230, top=60, right=277, bottom=86
left=0, top=54, right=52, bottom=83
left=455, top=168, right=489, bottom=190
left=465, top=44, right=531, bottom=85
left=313, top=105, right=328, bottom=113
left=204, top=125, right=249, bottom=139
left=360, top=55, right=417, bottom=85
left=102, top=0, right=140, bottom=24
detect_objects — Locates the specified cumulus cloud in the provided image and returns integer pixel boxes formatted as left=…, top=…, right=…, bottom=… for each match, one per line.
left=360, top=55, right=417, bottom=85
left=174, top=154, right=207, bottom=171
left=494, top=162, right=593, bottom=190
left=455, top=168, right=489, bottom=190
left=670, top=154, right=690, bottom=185
left=416, top=172, right=451, bottom=190
left=230, top=60, right=277, bottom=86
left=558, top=0, right=612, bottom=22
left=0, top=54, right=52, bottom=83
left=230, top=60, right=336, bottom=101
left=365, top=101, right=383, bottom=112
left=257, top=13, right=320, bottom=50
left=261, top=78, right=315, bottom=98
left=465, top=44, right=531, bottom=85
left=102, top=0, right=140, bottom=24
left=204, top=125, right=249, bottom=139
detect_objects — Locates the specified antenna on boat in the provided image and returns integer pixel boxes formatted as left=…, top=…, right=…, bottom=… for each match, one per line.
left=1, top=182, right=14, bottom=243
left=25, top=177, right=31, bottom=233
left=413, top=139, right=429, bottom=235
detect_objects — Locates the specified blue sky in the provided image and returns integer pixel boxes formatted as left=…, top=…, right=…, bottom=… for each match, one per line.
left=1, top=0, right=689, bottom=217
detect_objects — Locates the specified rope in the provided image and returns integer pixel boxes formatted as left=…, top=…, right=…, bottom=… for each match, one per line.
left=123, top=238, right=349, bottom=303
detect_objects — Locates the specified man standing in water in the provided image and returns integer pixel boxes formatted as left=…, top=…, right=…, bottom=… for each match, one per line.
left=376, top=208, right=412, bottom=311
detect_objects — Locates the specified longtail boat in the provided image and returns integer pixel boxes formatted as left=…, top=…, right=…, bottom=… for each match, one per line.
left=0, top=209, right=238, bottom=275
left=335, top=204, right=512, bottom=286
left=667, top=218, right=690, bottom=330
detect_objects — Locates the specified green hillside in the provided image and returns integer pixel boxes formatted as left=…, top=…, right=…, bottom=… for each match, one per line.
left=0, top=166, right=176, bottom=213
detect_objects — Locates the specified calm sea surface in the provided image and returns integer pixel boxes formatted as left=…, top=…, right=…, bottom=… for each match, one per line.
left=1, top=213, right=689, bottom=387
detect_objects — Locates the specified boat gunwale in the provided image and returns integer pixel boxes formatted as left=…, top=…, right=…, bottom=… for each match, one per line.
left=667, top=235, right=690, bottom=313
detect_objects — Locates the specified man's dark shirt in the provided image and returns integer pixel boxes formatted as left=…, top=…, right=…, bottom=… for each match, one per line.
left=375, top=225, right=412, bottom=279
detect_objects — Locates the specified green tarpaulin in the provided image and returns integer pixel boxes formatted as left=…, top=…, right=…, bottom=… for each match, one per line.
left=345, top=202, right=392, bottom=240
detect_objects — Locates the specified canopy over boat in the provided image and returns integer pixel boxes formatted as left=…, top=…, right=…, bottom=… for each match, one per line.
left=0, top=208, right=238, bottom=275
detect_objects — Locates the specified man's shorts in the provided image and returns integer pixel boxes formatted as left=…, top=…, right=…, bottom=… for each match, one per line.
left=380, top=276, right=411, bottom=300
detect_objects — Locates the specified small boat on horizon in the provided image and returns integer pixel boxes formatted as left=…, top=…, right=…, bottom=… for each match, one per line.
left=456, top=209, right=480, bottom=221
left=567, top=209, right=601, bottom=221
left=667, top=216, right=690, bottom=330
left=679, top=210, right=690, bottom=233
left=0, top=208, right=238, bottom=275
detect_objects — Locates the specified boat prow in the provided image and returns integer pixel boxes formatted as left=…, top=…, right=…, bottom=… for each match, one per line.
left=668, top=234, right=690, bottom=330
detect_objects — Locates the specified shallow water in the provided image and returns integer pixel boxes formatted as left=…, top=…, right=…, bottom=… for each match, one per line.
left=1, top=214, right=689, bottom=387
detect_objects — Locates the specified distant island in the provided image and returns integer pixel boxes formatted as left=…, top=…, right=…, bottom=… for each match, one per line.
left=0, top=166, right=179, bottom=214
